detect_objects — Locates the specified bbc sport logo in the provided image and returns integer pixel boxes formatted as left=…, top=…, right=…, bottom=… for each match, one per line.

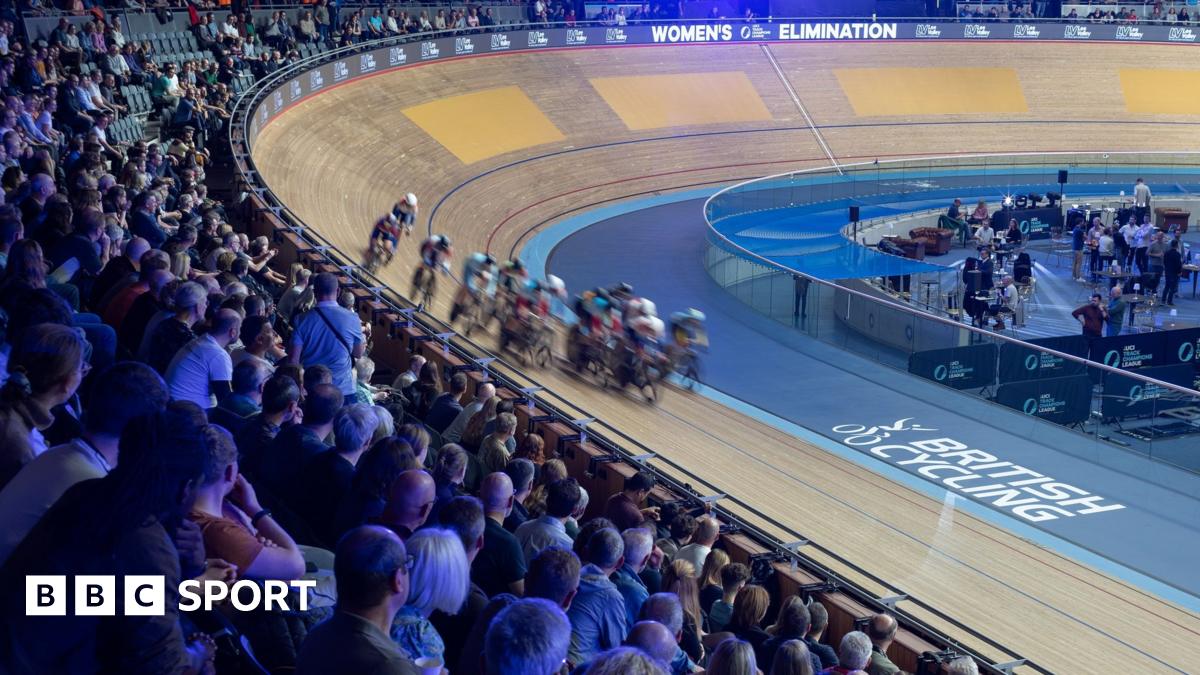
left=490, top=33, right=511, bottom=50
left=388, top=46, right=407, bottom=65
left=963, top=24, right=990, bottom=39
left=1169, top=27, right=1198, bottom=42
left=27, top=576, right=316, bottom=616
left=455, top=37, right=474, bottom=55
left=914, top=24, right=941, bottom=38
left=1013, top=24, right=1040, bottom=39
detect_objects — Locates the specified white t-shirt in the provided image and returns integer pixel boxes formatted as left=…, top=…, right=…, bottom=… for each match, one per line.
left=167, top=334, right=232, bottom=409
left=1134, top=182, right=1152, bottom=207
left=976, top=226, right=995, bottom=245
left=231, top=348, right=275, bottom=373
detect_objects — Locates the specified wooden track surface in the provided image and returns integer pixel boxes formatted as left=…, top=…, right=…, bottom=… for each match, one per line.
left=252, top=42, right=1200, bottom=673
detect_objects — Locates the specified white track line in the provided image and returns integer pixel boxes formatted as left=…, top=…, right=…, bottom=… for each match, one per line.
left=760, top=43, right=843, bottom=175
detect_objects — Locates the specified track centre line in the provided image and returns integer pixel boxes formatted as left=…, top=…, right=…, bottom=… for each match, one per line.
left=759, top=43, right=843, bottom=174
left=497, top=177, right=1200, bottom=630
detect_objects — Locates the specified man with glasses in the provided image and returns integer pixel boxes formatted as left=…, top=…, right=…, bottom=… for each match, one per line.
left=297, top=525, right=420, bottom=674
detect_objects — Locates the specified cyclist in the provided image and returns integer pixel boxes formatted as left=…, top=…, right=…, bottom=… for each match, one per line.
left=412, top=234, right=453, bottom=302
left=668, top=308, right=707, bottom=351
left=368, top=212, right=402, bottom=266
left=392, top=193, right=419, bottom=236
left=514, top=275, right=565, bottom=322
left=451, top=252, right=497, bottom=322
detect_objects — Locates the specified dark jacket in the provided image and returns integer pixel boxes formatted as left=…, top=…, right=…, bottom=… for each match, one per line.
left=423, top=392, right=462, bottom=433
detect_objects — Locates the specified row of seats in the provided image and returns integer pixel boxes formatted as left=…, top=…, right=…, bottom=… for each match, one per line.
left=119, top=84, right=153, bottom=114
left=106, top=115, right=144, bottom=145
left=129, top=30, right=201, bottom=55
left=149, top=50, right=217, bottom=68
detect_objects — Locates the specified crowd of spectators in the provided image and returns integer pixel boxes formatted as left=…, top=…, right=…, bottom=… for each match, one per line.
left=0, top=6, right=981, bottom=675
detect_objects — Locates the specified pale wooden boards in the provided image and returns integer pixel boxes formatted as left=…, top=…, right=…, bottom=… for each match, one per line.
left=251, top=42, right=1200, bottom=673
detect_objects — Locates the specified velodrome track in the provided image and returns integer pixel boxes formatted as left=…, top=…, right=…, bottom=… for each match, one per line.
left=250, top=41, right=1200, bottom=673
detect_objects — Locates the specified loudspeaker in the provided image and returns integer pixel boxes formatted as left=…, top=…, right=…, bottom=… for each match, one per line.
left=849, top=205, right=860, bottom=222
left=1058, top=169, right=1069, bottom=184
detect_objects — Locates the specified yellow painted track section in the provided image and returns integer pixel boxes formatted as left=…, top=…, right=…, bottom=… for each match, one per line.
left=402, top=85, right=566, bottom=163
left=1119, top=68, right=1200, bottom=114
left=834, top=67, right=1029, bottom=116
left=589, top=72, right=773, bottom=130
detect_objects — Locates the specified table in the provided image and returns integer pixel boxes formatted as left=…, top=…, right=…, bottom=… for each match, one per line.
left=1123, top=294, right=1151, bottom=327
left=1156, top=320, right=1199, bottom=332
left=1185, top=264, right=1200, bottom=299
left=1097, top=270, right=1133, bottom=288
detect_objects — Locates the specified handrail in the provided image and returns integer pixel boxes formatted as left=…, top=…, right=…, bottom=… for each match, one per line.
left=704, top=152, right=1200, bottom=400
left=226, top=27, right=1051, bottom=674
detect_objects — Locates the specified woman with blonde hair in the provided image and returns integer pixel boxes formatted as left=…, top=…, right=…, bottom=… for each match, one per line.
left=768, top=639, right=815, bottom=675
left=169, top=250, right=191, bottom=279
left=699, top=548, right=730, bottom=611
left=391, top=527, right=469, bottom=663
left=707, top=637, right=758, bottom=675
left=0, top=324, right=89, bottom=487
left=664, top=558, right=705, bottom=664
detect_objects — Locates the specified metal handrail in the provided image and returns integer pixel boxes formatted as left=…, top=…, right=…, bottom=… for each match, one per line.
left=704, top=152, right=1200, bottom=400
left=226, top=27, right=1056, bottom=673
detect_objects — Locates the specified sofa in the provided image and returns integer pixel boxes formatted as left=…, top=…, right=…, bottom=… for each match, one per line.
left=908, top=227, right=955, bottom=255
left=880, top=236, right=926, bottom=260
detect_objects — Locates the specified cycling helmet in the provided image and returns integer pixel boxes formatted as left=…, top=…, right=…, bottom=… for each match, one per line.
left=641, top=300, right=657, bottom=317
left=386, top=213, right=398, bottom=224
left=594, top=297, right=610, bottom=311
left=612, top=282, right=634, bottom=297
left=484, top=254, right=496, bottom=267
left=405, top=193, right=418, bottom=207
left=436, top=235, right=451, bottom=250
left=509, top=258, right=525, bottom=272
left=546, top=275, right=565, bottom=294
left=673, top=308, right=705, bottom=323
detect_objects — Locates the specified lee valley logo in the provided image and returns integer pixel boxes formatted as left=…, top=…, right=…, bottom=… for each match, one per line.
left=271, top=91, right=283, bottom=112
left=565, top=28, right=587, bottom=45
left=914, top=24, right=941, bottom=38
left=963, top=24, right=990, bottom=39
left=604, top=28, right=628, bottom=43
left=1063, top=25, right=1092, bottom=39
left=421, top=41, right=440, bottom=59
left=455, top=37, right=474, bottom=54
left=1169, top=27, right=1198, bottom=42
left=332, top=61, right=349, bottom=82
left=288, top=80, right=301, bottom=101
left=831, top=418, right=1125, bottom=522
left=26, top=576, right=317, bottom=616
left=1012, top=24, right=1040, bottom=38
left=490, top=33, right=511, bottom=50
left=527, top=31, right=549, bottom=47
left=360, top=53, right=376, bottom=73
left=388, top=46, right=407, bottom=65
left=1115, top=26, right=1144, bottom=41
left=309, top=70, right=324, bottom=90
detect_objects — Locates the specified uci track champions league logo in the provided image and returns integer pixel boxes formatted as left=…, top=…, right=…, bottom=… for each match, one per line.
left=829, top=418, right=1125, bottom=523
left=27, top=576, right=316, bottom=617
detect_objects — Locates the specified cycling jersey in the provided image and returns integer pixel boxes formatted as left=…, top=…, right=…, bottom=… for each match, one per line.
left=371, top=216, right=402, bottom=244
left=462, top=253, right=496, bottom=295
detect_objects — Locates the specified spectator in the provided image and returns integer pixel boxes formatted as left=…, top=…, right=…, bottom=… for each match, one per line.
left=761, top=597, right=822, bottom=674
left=605, top=470, right=659, bottom=531
left=408, top=360, right=441, bottom=420
left=431, top=495, right=488, bottom=673
left=235, top=372, right=301, bottom=480
left=513, top=431, right=546, bottom=465
left=626, top=620, right=678, bottom=669
left=391, top=527, right=469, bottom=663
left=425, top=370, right=466, bottom=433
left=232, top=313, right=280, bottom=372
left=806, top=602, right=838, bottom=669
left=391, top=353, right=425, bottom=391
left=89, top=234, right=147, bottom=308
left=865, top=614, right=900, bottom=675
left=515, top=477, right=580, bottom=564
left=333, top=437, right=418, bottom=541
left=708, top=638, right=758, bottom=675
left=397, top=423, right=431, bottom=468
left=116, top=266, right=171, bottom=353
left=708, top=560, right=748, bottom=632
left=442, top=380, right=494, bottom=443
left=675, top=516, right=719, bottom=574
left=276, top=263, right=312, bottom=324
left=947, top=656, right=979, bottom=675
left=188, top=424, right=305, bottom=580
left=582, top=646, right=668, bottom=674
left=208, top=357, right=270, bottom=433
left=727, top=585, right=771, bottom=656
left=165, top=307, right=240, bottom=410
left=567, top=527, right=629, bottom=666
left=145, top=280, right=207, bottom=374
left=662, top=559, right=704, bottom=664
left=0, top=323, right=88, bottom=489
left=288, top=272, right=364, bottom=398
left=428, top=442, right=467, bottom=522
left=485, top=598, right=572, bottom=675
left=378, top=469, right=436, bottom=540
left=297, top=526, right=419, bottom=674
left=640, top=592, right=700, bottom=675
left=480, top=411, right=517, bottom=474
left=698, top=547, right=731, bottom=613
left=504, top=457, right=536, bottom=531
left=525, top=458, right=568, bottom=519
left=526, top=545, right=582, bottom=609
left=1163, top=238, right=1183, bottom=306
left=260, top=382, right=342, bottom=505
left=474, top=471, right=526, bottom=596
left=830, top=631, right=872, bottom=675
left=299, top=403, right=379, bottom=546
left=658, top=512, right=697, bottom=563
left=612, top=527, right=654, bottom=628
left=0, top=361, right=168, bottom=565
left=770, top=640, right=815, bottom=675
left=0, top=406, right=213, bottom=673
